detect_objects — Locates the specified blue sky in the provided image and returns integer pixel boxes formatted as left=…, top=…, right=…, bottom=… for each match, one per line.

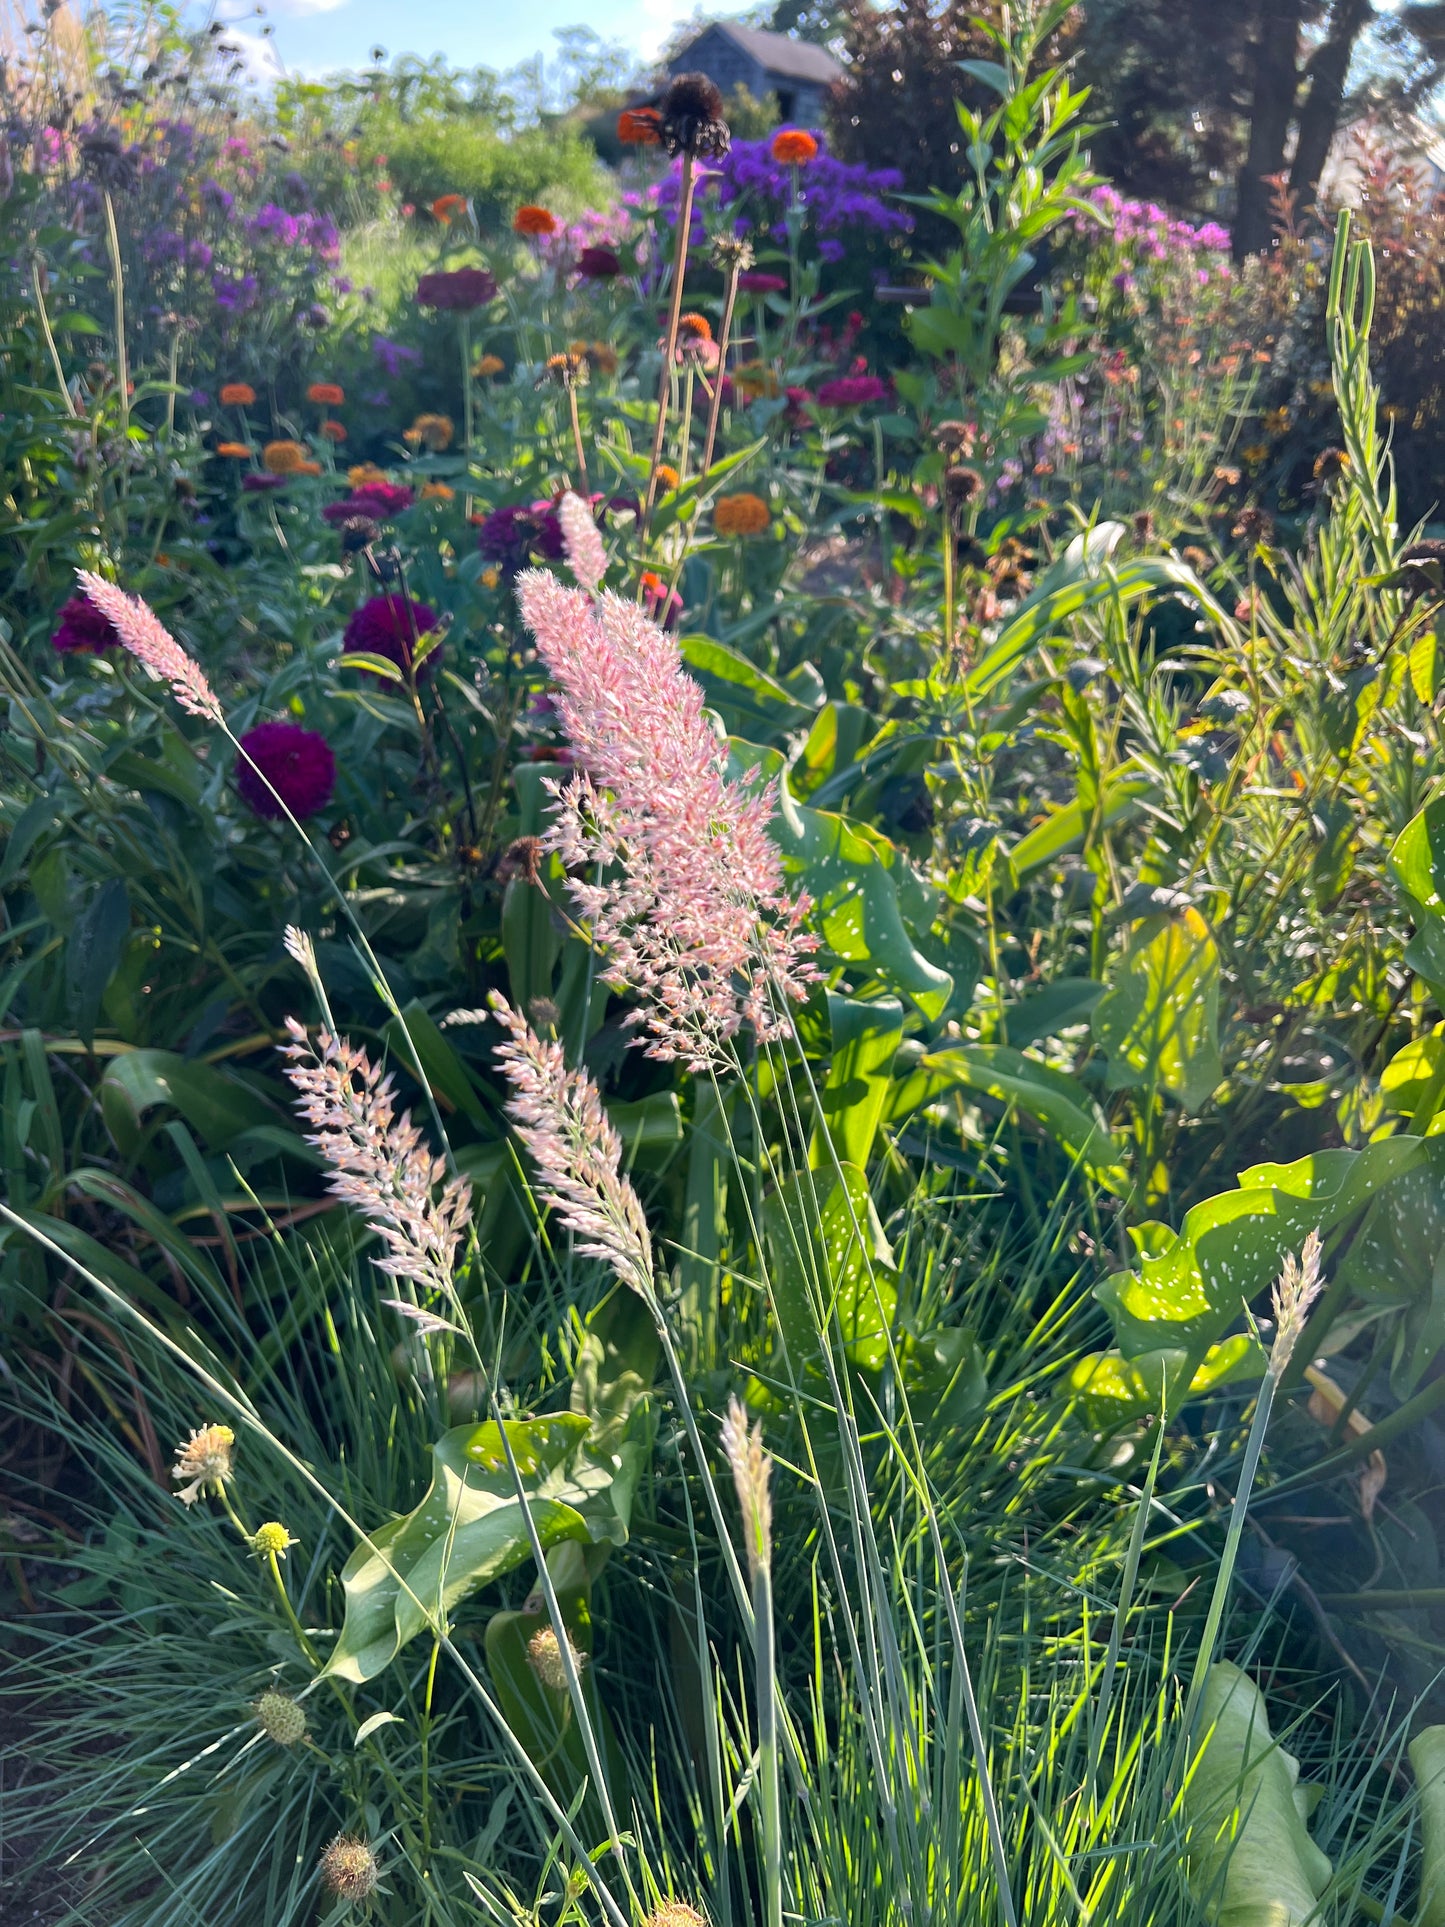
left=224, top=0, right=757, bottom=83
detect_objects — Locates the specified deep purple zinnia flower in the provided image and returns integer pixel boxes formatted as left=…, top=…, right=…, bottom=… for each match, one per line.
left=738, top=271, right=787, bottom=295
left=235, top=720, right=336, bottom=819
left=51, top=593, right=120, bottom=654
left=415, top=267, right=498, bottom=311
left=576, top=245, right=621, bottom=280
left=475, top=502, right=564, bottom=575
left=343, top=594, right=441, bottom=680
left=243, top=472, right=288, bottom=492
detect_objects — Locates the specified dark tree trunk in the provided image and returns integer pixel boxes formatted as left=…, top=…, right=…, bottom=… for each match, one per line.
left=1233, top=0, right=1306, bottom=257
left=1289, top=0, right=1375, bottom=219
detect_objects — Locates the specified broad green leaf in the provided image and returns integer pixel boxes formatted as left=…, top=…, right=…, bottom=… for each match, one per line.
left=1067, top=1335, right=1265, bottom=1427
left=326, top=1414, right=609, bottom=1683
left=1004, top=977, right=1105, bottom=1048
left=380, top=1001, right=495, bottom=1128
left=811, top=993, right=904, bottom=1170
left=762, top=1163, right=898, bottom=1375
left=774, top=787, right=952, bottom=1018
left=1389, top=799, right=1445, bottom=912
left=66, top=878, right=130, bottom=1048
left=1092, top=908, right=1222, bottom=1112
left=1334, top=1139, right=1445, bottom=1394
left=1008, top=774, right=1152, bottom=882
left=1097, top=1140, right=1423, bottom=1365
left=680, top=633, right=822, bottom=738
left=887, top=1043, right=1127, bottom=1189
left=1185, top=1663, right=1332, bottom=1927
left=501, top=763, right=562, bottom=1013
left=100, top=1049, right=281, bottom=1153
left=1410, top=1727, right=1445, bottom=1927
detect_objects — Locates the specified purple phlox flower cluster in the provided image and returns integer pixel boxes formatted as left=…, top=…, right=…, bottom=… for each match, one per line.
left=516, top=564, right=816, bottom=1067
left=373, top=336, right=422, bottom=378
left=280, top=1017, right=472, bottom=1302
left=1082, top=184, right=1231, bottom=260
left=657, top=135, right=911, bottom=252
left=488, top=994, right=653, bottom=1299
left=74, top=572, right=222, bottom=723
left=245, top=203, right=340, bottom=262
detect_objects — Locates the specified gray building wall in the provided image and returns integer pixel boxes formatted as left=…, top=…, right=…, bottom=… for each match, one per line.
left=669, top=29, right=830, bottom=127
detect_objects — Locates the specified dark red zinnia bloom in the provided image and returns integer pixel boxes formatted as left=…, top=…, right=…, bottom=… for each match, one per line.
left=322, top=483, right=414, bottom=524
left=343, top=594, right=441, bottom=680
left=243, top=472, right=288, bottom=492
left=814, top=375, right=891, bottom=409
left=235, top=720, right=336, bottom=819
left=576, top=245, right=621, bottom=280
left=738, top=272, right=788, bottom=295
left=51, top=592, right=120, bottom=654
left=415, top=267, right=498, bottom=311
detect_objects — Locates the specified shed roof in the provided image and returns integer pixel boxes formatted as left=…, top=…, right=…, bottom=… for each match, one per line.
left=675, top=22, right=843, bottom=87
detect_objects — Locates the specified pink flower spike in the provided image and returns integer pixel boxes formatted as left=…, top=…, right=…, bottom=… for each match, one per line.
left=489, top=994, right=653, bottom=1298
left=558, top=491, right=607, bottom=593
left=75, top=572, right=223, bottom=723
left=514, top=568, right=815, bottom=1067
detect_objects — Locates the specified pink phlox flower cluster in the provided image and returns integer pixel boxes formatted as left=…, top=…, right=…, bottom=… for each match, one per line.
left=489, top=995, right=653, bottom=1298
left=279, top=1018, right=471, bottom=1300
left=515, top=568, right=815, bottom=1066
left=75, top=571, right=223, bottom=723
left=558, top=490, right=608, bottom=593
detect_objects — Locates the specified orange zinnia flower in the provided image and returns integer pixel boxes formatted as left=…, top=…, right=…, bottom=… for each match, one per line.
left=263, top=440, right=309, bottom=475
left=307, top=381, right=345, bottom=406
left=215, top=441, right=253, bottom=458
left=770, top=129, right=819, bottom=165
left=220, top=382, right=257, bottom=406
left=431, top=193, right=467, bottom=224
left=320, top=420, right=348, bottom=442
left=403, top=413, right=455, bottom=451
left=419, top=481, right=455, bottom=501
left=617, top=108, right=661, bottom=145
left=349, top=463, right=388, bottom=486
left=513, top=204, right=558, bottom=237
left=473, top=354, right=505, bottom=378
left=714, top=492, right=770, bottom=537
left=297, top=460, right=323, bottom=476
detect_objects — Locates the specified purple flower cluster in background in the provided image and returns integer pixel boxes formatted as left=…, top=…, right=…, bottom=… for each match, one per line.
left=245, top=203, right=341, bottom=262
left=1077, top=185, right=1232, bottom=292
left=657, top=135, right=911, bottom=262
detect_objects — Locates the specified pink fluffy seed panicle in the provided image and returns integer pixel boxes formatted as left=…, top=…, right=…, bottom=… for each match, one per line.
left=514, top=569, right=815, bottom=1067
left=489, top=994, right=653, bottom=1299
left=279, top=1018, right=472, bottom=1301
left=74, top=571, right=223, bottom=724
left=558, top=490, right=608, bottom=593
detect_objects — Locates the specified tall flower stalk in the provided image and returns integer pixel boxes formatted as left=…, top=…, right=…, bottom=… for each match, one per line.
left=722, top=1396, right=782, bottom=1927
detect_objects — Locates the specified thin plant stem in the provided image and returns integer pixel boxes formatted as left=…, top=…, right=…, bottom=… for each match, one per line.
left=102, top=192, right=130, bottom=446
left=700, top=265, right=740, bottom=478
left=641, top=153, right=696, bottom=545
left=31, top=259, right=77, bottom=418
left=754, top=1558, right=783, bottom=1927
left=566, top=378, right=590, bottom=494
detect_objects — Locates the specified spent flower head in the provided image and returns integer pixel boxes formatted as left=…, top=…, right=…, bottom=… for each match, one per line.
left=255, top=1687, right=308, bottom=1746
left=172, top=1423, right=235, bottom=1505
left=526, top=1623, right=586, bottom=1694
left=320, top=1833, right=380, bottom=1903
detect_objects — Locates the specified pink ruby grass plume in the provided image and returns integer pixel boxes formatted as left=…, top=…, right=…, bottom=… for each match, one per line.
left=558, top=490, right=608, bottom=594
left=74, top=571, right=222, bottom=723
left=514, top=568, right=816, bottom=1069
left=488, top=992, right=653, bottom=1300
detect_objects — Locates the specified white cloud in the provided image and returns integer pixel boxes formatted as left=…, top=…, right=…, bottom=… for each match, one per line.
left=216, top=25, right=287, bottom=82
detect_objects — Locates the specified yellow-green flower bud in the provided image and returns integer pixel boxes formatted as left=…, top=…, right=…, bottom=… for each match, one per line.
left=251, top=1520, right=295, bottom=1559
left=255, top=1687, right=308, bottom=1747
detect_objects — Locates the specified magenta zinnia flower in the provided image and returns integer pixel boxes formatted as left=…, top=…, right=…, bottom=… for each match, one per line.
left=342, top=594, right=441, bottom=680
left=235, top=720, right=336, bottom=819
left=415, top=266, right=497, bottom=311
left=475, top=502, right=564, bottom=575
left=814, top=374, right=890, bottom=409
left=515, top=562, right=815, bottom=1066
left=51, top=592, right=120, bottom=654
left=322, top=483, right=414, bottom=524
left=738, top=272, right=787, bottom=295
